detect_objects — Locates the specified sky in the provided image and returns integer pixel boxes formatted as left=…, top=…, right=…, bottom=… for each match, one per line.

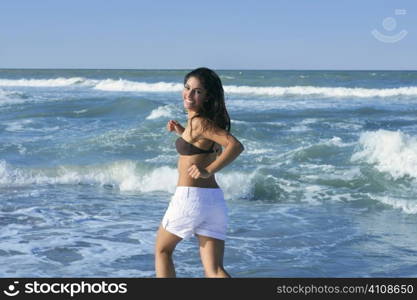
left=0, top=0, right=416, bottom=70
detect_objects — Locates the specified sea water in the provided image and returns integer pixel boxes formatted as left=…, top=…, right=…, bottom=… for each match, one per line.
left=1, top=69, right=417, bottom=277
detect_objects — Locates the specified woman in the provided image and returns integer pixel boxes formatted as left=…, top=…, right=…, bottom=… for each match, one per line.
left=155, top=67, right=244, bottom=278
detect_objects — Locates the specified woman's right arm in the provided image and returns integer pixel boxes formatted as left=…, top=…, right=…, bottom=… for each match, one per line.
left=167, top=120, right=185, bottom=136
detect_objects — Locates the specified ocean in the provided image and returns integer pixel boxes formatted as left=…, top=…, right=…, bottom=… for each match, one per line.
left=1, top=69, right=417, bottom=277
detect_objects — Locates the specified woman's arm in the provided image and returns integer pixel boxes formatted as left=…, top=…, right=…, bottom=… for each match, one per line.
left=167, top=120, right=185, bottom=136
left=205, top=134, right=244, bottom=176
left=187, top=118, right=244, bottom=179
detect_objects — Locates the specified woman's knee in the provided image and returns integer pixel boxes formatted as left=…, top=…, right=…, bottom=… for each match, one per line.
left=155, top=226, right=182, bottom=256
left=155, top=237, right=176, bottom=256
left=155, top=244, right=175, bottom=257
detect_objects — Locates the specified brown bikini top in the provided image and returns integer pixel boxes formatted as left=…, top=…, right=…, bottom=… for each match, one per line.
left=175, top=137, right=215, bottom=155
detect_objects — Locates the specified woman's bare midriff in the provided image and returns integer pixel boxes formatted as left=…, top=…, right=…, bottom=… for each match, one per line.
left=177, top=152, right=219, bottom=188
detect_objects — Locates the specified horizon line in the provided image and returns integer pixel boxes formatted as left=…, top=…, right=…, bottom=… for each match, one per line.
left=1, top=67, right=417, bottom=71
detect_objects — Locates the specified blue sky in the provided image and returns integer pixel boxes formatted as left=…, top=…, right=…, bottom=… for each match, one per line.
left=0, top=0, right=416, bottom=69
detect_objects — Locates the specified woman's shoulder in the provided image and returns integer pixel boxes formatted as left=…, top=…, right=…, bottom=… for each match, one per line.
left=189, top=115, right=215, bottom=129
left=188, top=116, right=219, bottom=142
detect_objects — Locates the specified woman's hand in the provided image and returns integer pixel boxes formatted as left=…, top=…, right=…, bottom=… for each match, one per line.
left=188, top=164, right=212, bottom=179
left=167, top=120, right=185, bottom=135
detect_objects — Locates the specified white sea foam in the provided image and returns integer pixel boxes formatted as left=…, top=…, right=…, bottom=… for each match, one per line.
left=289, top=125, right=311, bottom=132
left=144, top=154, right=177, bottom=164
left=93, top=79, right=183, bottom=92
left=351, top=130, right=417, bottom=179
left=0, top=89, right=16, bottom=99
left=2, top=77, right=417, bottom=98
left=16, top=144, right=27, bottom=155
left=121, top=165, right=178, bottom=192
left=369, top=194, right=417, bottom=214
left=289, top=118, right=319, bottom=131
left=74, top=109, right=88, bottom=114
left=0, top=89, right=28, bottom=106
left=231, top=120, right=250, bottom=125
left=0, top=160, right=255, bottom=199
left=327, top=121, right=364, bottom=131
left=225, top=85, right=417, bottom=98
left=0, top=77, right=87, bottom=87
left=300, top=183, right=359, bottom=205
left=301, top=118, right=319, bottom=125
left=325, top=136, right=355, bottom=147
left=3, top=119, right=33, bottom=132
left=217, top=171, right=256, bottom=200
left=301, top=185, right=324, bottom=205
left=0, top=160, right=175, bottom=192
left=94, top=81, right=417, bottom=98
left=228, top=98, right=338, bottom=111
left=2, top=119, right=59, bottom=133
left=303, top=164, right=362, bottom=185
left=328, top=136, right=344, bottom=147
left=146, top=105, right=175, bottom=120
left=0, top=223, right=155, bottom=277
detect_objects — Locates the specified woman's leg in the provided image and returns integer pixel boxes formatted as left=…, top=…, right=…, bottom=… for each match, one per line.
left=155, top=225, right=182, bottom=277
left=197, top=234, right=231, bottom=278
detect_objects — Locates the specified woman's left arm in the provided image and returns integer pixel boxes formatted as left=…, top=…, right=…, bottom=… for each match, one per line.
left=205, top=134, right=244, bottom=176
left=187, top=121, right=244, bottom=179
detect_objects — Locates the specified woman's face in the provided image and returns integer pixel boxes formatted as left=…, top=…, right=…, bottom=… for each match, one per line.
left=182, top=76, right=208, bottom=113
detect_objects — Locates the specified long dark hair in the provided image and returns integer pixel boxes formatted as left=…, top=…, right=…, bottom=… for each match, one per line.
left=184, top=67, right=231, bottom=138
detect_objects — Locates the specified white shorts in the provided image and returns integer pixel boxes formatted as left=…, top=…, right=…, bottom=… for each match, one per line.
left=161, top=186, right=228, bottom=241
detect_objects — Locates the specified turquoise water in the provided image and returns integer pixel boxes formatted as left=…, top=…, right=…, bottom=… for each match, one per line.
left=1, top=69, right=417, bottom=277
